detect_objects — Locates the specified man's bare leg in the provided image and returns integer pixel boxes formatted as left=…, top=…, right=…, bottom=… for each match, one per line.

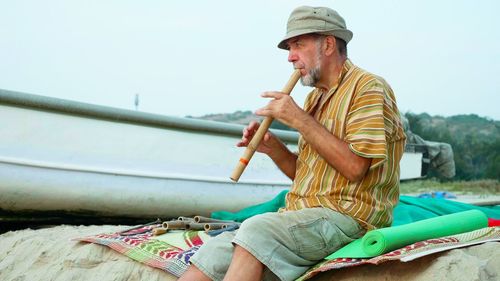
left=178, top=265, right=212, bottom=281
left=223, top=245, right=264, bottom=281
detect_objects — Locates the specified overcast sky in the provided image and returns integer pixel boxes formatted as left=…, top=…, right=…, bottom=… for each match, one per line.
left=1, top=0, right=499, bottom=120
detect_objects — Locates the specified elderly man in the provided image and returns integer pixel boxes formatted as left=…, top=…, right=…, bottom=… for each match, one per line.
left=179, top=6, right=406, bottom=281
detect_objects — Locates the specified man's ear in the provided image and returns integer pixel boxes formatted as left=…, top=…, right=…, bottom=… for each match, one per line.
left=324, top=36, right=337, bottom=56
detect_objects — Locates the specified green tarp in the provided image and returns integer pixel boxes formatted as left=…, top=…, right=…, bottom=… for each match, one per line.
left=211, top=192, right=500, bottom=224
left=211, top=190, right=288, bottom=222
left=211, top=192, right=499, bottom=259
left=393, top=195, right=500, bottom=225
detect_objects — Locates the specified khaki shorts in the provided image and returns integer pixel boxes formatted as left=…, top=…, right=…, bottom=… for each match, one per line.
left=190, top=208, right=365, bottom=281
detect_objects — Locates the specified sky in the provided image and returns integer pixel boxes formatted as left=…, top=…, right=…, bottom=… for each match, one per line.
left=1, top=0, right=499, bottom=120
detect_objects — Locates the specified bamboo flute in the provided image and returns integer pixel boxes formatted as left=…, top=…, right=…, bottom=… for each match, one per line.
left=194, top=215, right=234, bottom=224
left=230, top=69, right=301, bottom=182
left=162, top=220, right=188, bottom=230
left=152, top=227, right=168, bottom=236
left=203, top=223, right=227, bottom=231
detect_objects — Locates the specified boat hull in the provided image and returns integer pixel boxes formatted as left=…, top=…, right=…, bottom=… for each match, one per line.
left=0, top=161, right=287, bottom=218
left=0, top=89, right=426, bottom=220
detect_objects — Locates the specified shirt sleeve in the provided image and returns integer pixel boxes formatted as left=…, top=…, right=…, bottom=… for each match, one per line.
left=345, top=77, right=389, bottom=169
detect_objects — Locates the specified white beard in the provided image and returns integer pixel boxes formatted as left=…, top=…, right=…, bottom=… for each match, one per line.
left=300, top=45, right=323, bottom=87
left=300, top=65, right=321, bottom=87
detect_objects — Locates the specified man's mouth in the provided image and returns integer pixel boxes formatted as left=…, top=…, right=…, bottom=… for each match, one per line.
left=293, top=65, right=306, bottom=75
left=297, top=68, right=307, bottom=76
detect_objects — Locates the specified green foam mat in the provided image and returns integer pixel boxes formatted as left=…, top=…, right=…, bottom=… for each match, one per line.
left=326, top=209, right=488, bottom=259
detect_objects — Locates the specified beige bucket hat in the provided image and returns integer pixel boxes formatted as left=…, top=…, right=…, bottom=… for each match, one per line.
left=278, top=6, right=353, bottom=50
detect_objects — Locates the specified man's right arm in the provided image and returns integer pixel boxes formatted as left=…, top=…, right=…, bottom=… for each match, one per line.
left=266, top=135, right=297, bottom=180
left=236, top=121, right=297, bottom=180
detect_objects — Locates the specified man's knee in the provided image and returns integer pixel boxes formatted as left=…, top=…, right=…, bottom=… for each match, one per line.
left=178, top=264, right=211, bottom=281
left=239, top=213, right=278, bottom=233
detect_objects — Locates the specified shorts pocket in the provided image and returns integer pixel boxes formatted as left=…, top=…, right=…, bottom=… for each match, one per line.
left=322, top=215, right=366, bottom=254
left=288, top=218, right=339, bottom=261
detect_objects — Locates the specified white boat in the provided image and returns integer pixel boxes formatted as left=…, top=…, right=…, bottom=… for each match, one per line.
left=0, top=89, right=426, bottom=222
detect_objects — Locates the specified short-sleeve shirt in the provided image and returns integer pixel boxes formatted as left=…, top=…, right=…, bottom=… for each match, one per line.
left=284, top=59, right=406, bottom=230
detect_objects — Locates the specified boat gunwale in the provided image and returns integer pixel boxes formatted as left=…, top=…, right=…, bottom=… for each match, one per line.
left=0, top=88, right=300, bottom=143
left=0, top=88, right=426, bottom=153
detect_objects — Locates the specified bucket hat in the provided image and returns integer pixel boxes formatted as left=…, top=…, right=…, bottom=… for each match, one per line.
left=278, top=6, right=353, bottom=50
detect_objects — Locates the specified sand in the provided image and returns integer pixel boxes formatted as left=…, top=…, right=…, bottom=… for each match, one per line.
left=0, top=225, right=499, bottom=281
left=310, top=242, right=500, bottom=281
left=0, top=225, right=176, bottom=281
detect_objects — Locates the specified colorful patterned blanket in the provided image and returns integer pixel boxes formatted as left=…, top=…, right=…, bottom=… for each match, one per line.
left=77, top=225, right=500, bottom=280
left=77, top=224, right=209, bottom=277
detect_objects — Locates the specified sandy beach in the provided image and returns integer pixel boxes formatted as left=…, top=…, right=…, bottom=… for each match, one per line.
left=0, top=224, right=499, bottom=281
left=0, top=225, right=176, bottom=281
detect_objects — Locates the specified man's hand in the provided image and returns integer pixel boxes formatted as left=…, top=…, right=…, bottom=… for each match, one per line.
left=255, top=91, right=306, bottom=129
left=236, top=120, right=298, bottom=180
left=236, top=121, right=277, bottom=155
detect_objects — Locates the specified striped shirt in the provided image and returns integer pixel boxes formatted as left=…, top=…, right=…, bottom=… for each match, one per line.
left=285, top=59, right=406, bottom=230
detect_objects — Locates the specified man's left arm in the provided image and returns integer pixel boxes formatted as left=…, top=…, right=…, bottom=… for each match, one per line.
left=296, top=114, right=371, bottom=182
left=256, top=92, right=371, bottom=182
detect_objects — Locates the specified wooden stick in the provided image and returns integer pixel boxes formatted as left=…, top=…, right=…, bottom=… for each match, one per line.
left=162, top=220, right=188, bottom=230
left=177, top=216, right=196, bottom=223
left=186, top=223, right=205, bottom=231
left=152, top=227, right=168, bottom=236
left=230, top=69, right=301, bottom=182
left=203, top=223, right=227, bottom=231
left=194, top=215, right=235, bottom=223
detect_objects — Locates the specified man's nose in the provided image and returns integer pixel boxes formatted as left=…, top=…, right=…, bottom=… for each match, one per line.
left=288, top=51, right=298, bottom=63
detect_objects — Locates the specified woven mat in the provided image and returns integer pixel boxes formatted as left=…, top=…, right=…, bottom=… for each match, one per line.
left=77, top=226, right=500, bottom=280
left=76, top=224, right=210, bottom=277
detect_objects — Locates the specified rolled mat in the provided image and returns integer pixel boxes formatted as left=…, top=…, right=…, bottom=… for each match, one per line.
left=326, top=209, right=488, bottom=260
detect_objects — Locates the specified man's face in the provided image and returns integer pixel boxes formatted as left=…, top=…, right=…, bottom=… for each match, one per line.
left=286, top=34, right=323, bottom=87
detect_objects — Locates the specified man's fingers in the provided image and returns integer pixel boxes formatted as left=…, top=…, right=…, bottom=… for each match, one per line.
left=237, top=136, right=250, bottom=146
left=242, top=127, right=250, bottom=138
left=240, top=121, right=261, bottom=145
left=255, top=108, right=272, bottom=117
left=248, top=121, right=260, bottom=132
left=261, top=91, right=284, bottom=99
left=263, top=133, right=271, bottom=142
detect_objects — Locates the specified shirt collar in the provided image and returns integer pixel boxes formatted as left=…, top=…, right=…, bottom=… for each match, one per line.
left=330, top=58, right=352, bottom=91
left=304, top=59, right=354, bottom=116
left=314, top=59, right=353, bottom=112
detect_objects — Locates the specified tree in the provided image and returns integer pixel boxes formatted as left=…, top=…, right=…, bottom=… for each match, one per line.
left=404, top=112, right=499, bottom=180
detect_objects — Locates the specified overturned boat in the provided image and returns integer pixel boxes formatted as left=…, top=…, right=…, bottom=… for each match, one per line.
left=0, top=89, right=428, bottom=223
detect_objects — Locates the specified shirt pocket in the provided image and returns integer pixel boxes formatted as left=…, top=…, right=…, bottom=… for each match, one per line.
left=322, top=118, right=344, bottom=138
